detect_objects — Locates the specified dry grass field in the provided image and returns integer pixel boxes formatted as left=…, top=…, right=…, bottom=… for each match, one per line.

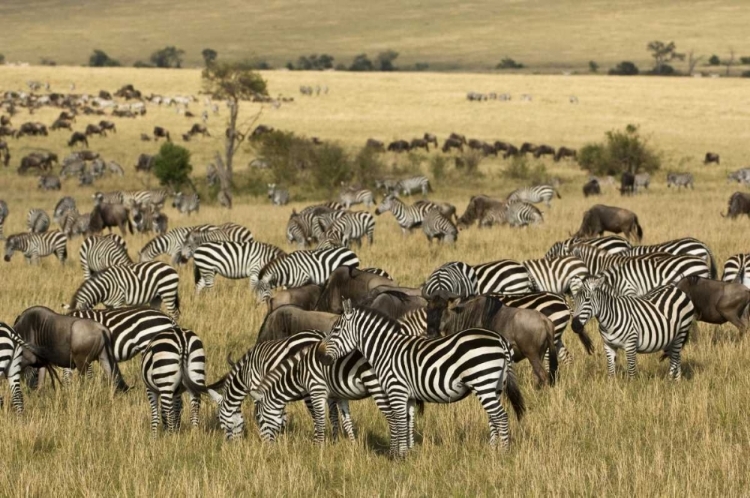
left=0, top=66, right=749, bottom=495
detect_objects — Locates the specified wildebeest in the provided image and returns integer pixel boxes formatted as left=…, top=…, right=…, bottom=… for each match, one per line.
left=456, top=194, right=505, bottom=229
left=359, top=288, right=427, bottom=319
left=620, top=171, right=635, bottom=196
left=187, top=123, right=210, bottom=137
left=314, top=266, right=396, bottom=314
left=574, top=204, right=643, bottom=242
left=677, top=276, right=750, bottom=336
left=89, top=194, right=133, bottom=236
left=704, top=152, right=720, bottom=165
left=38, top=175, right=61, bottom=190
left=410, top=138, right=430, bottom=151
left=256, top=305, right=337, bottom=342
left=251, top=124, right=274, bottom=138
left=153, top=126, right=171, bottom=142
left=441, top=137, right=464, bottom=153
left=554, top=147, right=577, bottom=162
left=448, top=132, right=467, bottom=145
left=0, top=126, right=17, bottom=138
left=0, top=140, right=9, bottom=167
left=140, top=133, right=151, bottom=141
left=365, top=138, right=385, bottom=152
left=85, top=124, right=106, bottom=137
left=99, top=120, right=117, bottom=134
left=16, top=122, right=48, bottom=137
left=423, top=133, right=438, bottom=148
left=519, top=142, right=538, bottom=155
left=503, top=144, right=520, bottom=158
left=582, top=178, right=601, bottom=197
left=267, top=284, right=323, bottom=313
left=68, top=131, right=89, bottom=147
left=722, top=192, right=750, bottom=219
left=533, top=144, right=556, bottom=158
left=136, top=153, right=154, bottom=172
left=18, top=154, right=53, bottom=174
left=50, top=118, right=73, bottom=131
left=387, top=140, right=410, bottom=153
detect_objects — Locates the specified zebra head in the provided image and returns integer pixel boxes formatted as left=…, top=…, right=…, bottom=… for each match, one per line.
left=209, top=388, right=246, bottom=441
left=255, top=279, right=273, bottom=302
left=3, top=235, right=21, bottom=261
left=374, top=195, right=397, bottom=216
left=317, top=298, right=357, bottom=365
left=571, top=277, right=601, bottom=333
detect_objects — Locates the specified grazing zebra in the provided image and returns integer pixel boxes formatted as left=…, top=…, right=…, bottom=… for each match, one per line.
left=599, top=254, right=711, bottom=297
left=311, top=209, right=349, bottom=242
left=571, top=278, right=694, bottom=379
left=570, top=244, right=669, bottom=276
left=59, top=209, right=90, bottom=238
left=208, top=331, right=324, bottom=440
left=318, top=301, right=525, bottom=455
left=172, top=192, right=200, bottom=215
left=374, top=195, right=433, bottom=235
left=193, top=241, right=285, bottom=294
left=624, top=237, right=717, bottom=279
left=339, top=188, right=375, bottom=209
left=500, top=200, right=543, bottom=227
left=0, top=322, right=25, bottom=413
left=69, top=261, right=181, bottom=319
left=634, top=173, right=650, bottom=193
left=138, top=225, right=218, bottom=264
left=180, top=223, right=254, bottom=260
left=287, top=204, right=345, bottom=247
left=4, top=231, right=67, bottom=264
left=666, top=173, right=694, bottom=190
left=320, top=211, right=375, bottom=248
left=255, top=247, right=360, bottom=301
left=522, top=256, right=589, bottom=295
left=268, top=184, right=290, bottom=206
left=79, top=234, right=131, bottom=279
left=422, top=209, right=458, bottom=244
left=545, top=235, right=632, bottom=259
left=0, top=199, right=8, bottom=240
left=506, top=185, right=561, bottom=208
left=422, top=261, right=477, bottom=299
left=474, top=259, right=531, bottom=295
left=394, top=176, right=431, bottom=196
left=27, top=209, right=50, bottom=233
left=141, top=327, right=207, bottom=436
left=722, top=254, right=750, bottom=287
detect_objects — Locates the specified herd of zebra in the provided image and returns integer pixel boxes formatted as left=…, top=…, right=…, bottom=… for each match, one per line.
left=1, top=180, right=749, bottom=457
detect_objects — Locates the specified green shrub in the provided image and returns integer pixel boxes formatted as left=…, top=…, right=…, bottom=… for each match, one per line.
left=150, top=46, right=184, bottom=68
left=349, top=54, right=374, bottom=71
left=353, top=147, right=386, bottom=186
left=708, top=55, right=721, bottom=66
left=608, top=61, right=639, bottom=75
left=502, top=156, right=548, bottom=184
left=429, top=155, right=448, bottom=181
left=578, top=124, right=660, bottom=175
left=588, top=60, right=599, bottom=73
left=89, top=50, right=120, bottom=67
left=152, top=142, right=192, bottom=190
left=496, top=58, right=524, bottom=69
left=741, top=70, right=750, bottom=78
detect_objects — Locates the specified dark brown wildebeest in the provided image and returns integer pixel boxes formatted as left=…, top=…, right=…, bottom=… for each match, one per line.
left=99, top=90, right=113, bottom=100
left=85, top=124, right=106, bottom=137
left=533, top=144, right=556, bottom=158
left=153, top=126, right=171, bottom=142
left=267, top=284, right=323, bottom=313
left=677, top=276, right=750, bottom=336
left=359, top=288, right=427, bottom=319
left=441, top=137, right=464, bottom=153
left=0, top=115, right=11, bottom=126
left=16, top=122, right=48, bottom=138
left=704, top=152, right=720, bottom=165
left=448, top=132, right=467, bottom=145
left=140, top=133, right=151, bottom=141
left=410, top=138, right=430, bottom=151
left=315, top=266, right=396, bottom=314
left=365, top=138, right=385, bottom=151
left=256, top=305, right=337, bottom=342
left=519, top=142, right=538, bottom=155
left=68, top=131, right=89, bottom=147
left=722, top=192, right=750, bottom=219
left=481, top=142, right=497, bottom=157
left=181, top=133, right=191, bottom=142
left=457, top=194, right=504, bottom=229
left=0, top=126, right=17, bottom=138
left=467, top=138, right=485, bottom=151
left=423, top=133, right=438, bottom=148
left=503, top=144, right=520, bottom=158
left=58, top=111, right=76, bottom=122
left=387, top=140, right=410, bottom=153
left=75, top=150, right=99, bottom=161
left=18, top=154, right=49, bottom=174
left=429, top=295, right=558, bottom=386
left=252, top=124, right=274, bottom=137
left=89, top=194, right=133, bottom=236
left=620, top=171, right=635, bottom=196
left=50, top=118, right=72, bottom=131
left=0, top=140, right=9, bottom=167
left=574, top=204, right=643, bottom=242
left=187, top=123, right=209, bottom=137
left=582, top=178, right=601, bottom=197
left=493, top=141, right=512, bottom=153
left=99, top=120, right=117, bottom=134
left=136, top=153, right=154, bottom=173
left=554, top=146, right=577, bottom=162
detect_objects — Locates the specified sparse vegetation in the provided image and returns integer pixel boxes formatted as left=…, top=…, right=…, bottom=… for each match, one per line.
left=201, top=48, right=218, bottom=66
left=502, top=155, right=548, bottom=184
left=708, top=54, right=721, bottom=65
left=496, top=57, right=524, bottom=69
left=88, top=49, right=121, bottom=67
left=588, top=60, right=599, bottom=73
left=578, top=124, right=660, bottom=175
left=287, top=53, right=335, bottom=70
left=150, top=46, right=185, bottom=68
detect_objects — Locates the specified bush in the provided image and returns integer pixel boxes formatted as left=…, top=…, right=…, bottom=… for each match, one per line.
left=202, top=48, right=218, bottom=66
left=89, top=49, right=120, bottom=67
left=150, top=46, right=184, bottom=68
left=377, top=50, right=399, bottom=71
left=429, top=155, right=448, bottom=182
left=0, top=54, right=5, bottom=65
left=578, top=124, right=661, bottom=176
left=502, top=156, right=548, bottom=184
left=708, top=55, right=721, bottom=66
left=496, top=58, right=524, bottom=69
left=741, top=70, right=750, bottom=78
left=649, top=64, right=677, bottom=76
left=588, top=60, right=599, bottom=73
left=609, top=61, right=639, bottom=75
left=455, top=151, right=483, bottom=173
left=349, top=54, right=374, bottom=71
left=352, top=147, right=386, bottom=186
left=152, top=142, right=193, bottom=190
left=291, top=54, right=335, bottom=70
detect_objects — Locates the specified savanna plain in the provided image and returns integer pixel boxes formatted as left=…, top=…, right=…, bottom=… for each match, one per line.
left=0, top=66, right=749, bottom=495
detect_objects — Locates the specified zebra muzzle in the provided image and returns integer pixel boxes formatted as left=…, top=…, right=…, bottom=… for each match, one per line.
left=571, top=317, right=584, bottom=334
left=3, top=255, right=10, bottom=262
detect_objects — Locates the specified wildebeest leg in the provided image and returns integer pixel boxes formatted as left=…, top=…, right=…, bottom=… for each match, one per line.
left=527, top=354, right=550, bottom=387
left=37, top=367, right=47, bottom=389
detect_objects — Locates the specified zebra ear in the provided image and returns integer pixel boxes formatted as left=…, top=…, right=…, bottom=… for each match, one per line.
left=249, top=390, right=263, bottom=402
left=342, top=298, right=353, bottom=317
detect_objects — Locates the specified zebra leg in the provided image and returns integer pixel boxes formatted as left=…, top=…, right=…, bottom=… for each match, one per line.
left=310, top=393, right=327, bottom=444
left=603, top=343, right=618, bottom=378
left=147, top=389, right=160, bottom=438
left=407, top=400, right=416, bottom=449
left=62, top=368, right=73, bottom=385
left=189, top=392, right=201, bottom=427
left=172, top=394, right=183, bottom=430
left=327, top=399, right=341, bottom=441
left=625, top=335, right=638, bottom=379
left=388, top=396, right=409, bottom=458
left=474, top=388, right=509, bottom=449
left=162, top=392, right=176, bottom=433
left=8, top=357, right=25, bottom=414
left=337, top=399, right=356, bottom=441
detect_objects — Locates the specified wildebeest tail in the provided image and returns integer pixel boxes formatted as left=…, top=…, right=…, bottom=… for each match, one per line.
left=634, top=216, right=643, bottom=242
left=193, top=263, right=200, bottom=285
left=555, top=189, right=561, bottom=199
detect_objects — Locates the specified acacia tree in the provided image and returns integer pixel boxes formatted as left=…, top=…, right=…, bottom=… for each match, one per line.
left=686, top=50, right=703, bottom=74
left=647, top=41, right=684, bottom=74
left=201, top=62, right=267, bottom=208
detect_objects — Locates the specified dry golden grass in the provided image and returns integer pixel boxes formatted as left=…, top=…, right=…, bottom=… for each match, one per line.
left=0, top=67, right=749, bottom=496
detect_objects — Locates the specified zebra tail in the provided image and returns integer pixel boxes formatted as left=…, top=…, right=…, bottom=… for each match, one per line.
left=634, top=216, right=643, bottom=242
left=555, top=189, right=561, bottom=199
left=193, top=262, right=200, bottom=285
left=707, top=250, right=718, bottom=280
left=573, top=320, right=595, bottom=354
left=181, top=362, right=209, bottom=396
left=502, top=362, right=525, bottom=421
left=546, top=322, right=558, bottom=386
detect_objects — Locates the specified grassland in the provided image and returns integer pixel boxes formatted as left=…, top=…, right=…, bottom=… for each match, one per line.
left=1, top=0, right=750, bottom=72
left=0, top=66, right=749, bottom=496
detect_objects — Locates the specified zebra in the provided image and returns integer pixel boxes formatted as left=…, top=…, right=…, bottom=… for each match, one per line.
left=0, top=322, right=26, bottom=413
left=722, top=254, right=750, bottom=287
left=570, top=244, right=671, bottom=276
left=68, top=261, right=181, bottom=319
left=79, top=234, right=132, bottom=279
left=474, top=259, right=531, bottom=295
left=374, top=179, right=400, bottom=192
left=571, top=278, right=694, bottom=379
left=727, top=168, right=750, bottom=185
left=506, top=185, right=561, bottom=208
left=138, top=225, right=218, bottom=264
left=311, top=210, right=348, bottom=242
left=500, top=200, right=543, bottom=227
left=53, top=196, right=76, bottom=225
left=338, top=188, right=375, bottom=209
left=394, top=176, right=431, bottom=196
left=27, top=208, right=50, bottom=233
left=172, top=192, right=200, bottom=215
left=319, top=211, right=375, bottom=248
left=141, top=327, right=207, bottom=436
left=422, top=208, right=457, bottom=244
left=545, top=235, right=632, bottom=259
left=94, top=190, right=125, bottom=205
left=599, top=253, right=711, bottom=297
left=255, top=247, right=360, bottom=301
left=666, top=172, right=694, bottom=190
left=207, top=331, right=324, bottom=440
left=634, top=173, right=650, bottom=193
left=422, top=261, right=477, bottom=299
left=318, top=301, right=525, bottom=456
left=59, top=209, right=90, bottom=238
left=4, top=231, right=67, bottom=264
left=623, top=237, right=717, bottom=279
left=287, top=204, right=345, bottom=247
left=180, top=223, right=254, bottom=260
left=0, top=199, right=8, bottom=240
left=192, top=241, right=285, bottom=295
left=522, top=256, right=589, bottom=295
left=374, top=195, right=433, bottom=235
left=267, top=184, right=290, bottom=206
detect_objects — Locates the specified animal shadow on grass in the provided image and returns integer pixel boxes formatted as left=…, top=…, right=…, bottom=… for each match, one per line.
left=363, top=428, right=426, bottom=456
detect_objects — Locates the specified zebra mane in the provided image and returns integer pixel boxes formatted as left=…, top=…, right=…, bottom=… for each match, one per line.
left=256, top=252, right=289, bottom=281
left=352, top=305, right=401, bottom=332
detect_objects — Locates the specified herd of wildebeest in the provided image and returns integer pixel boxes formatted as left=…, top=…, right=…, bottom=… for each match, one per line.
left=0, top=80, right=749, bottom=457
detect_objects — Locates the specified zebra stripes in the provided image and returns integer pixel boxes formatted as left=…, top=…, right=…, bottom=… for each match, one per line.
left=286, top=204, right=345, bottom=247
left=722, top=254, right=750, bottom=287
left=339, top=188, right=374, bottom=209
left=394, top=176, right=431, bottom=196
left=138, top=225, right=218, bottom=264
left=422, top=209, right=457, bottom=244
left=422, top=261, right=477, bottom=298
left=319, top=211, right=375, bottom=248
left=141, top=327, right=207, bottom=436
left=474, top=259, right=531, bottom=295
left=599, top=253, right=711, bottom=296
left=623, top=237, right=717, bottom=278
left=318, top=302, right=525, bottom=455
left=4, top=231, right=67, bottom=264
left=69, top=261, right=181, bottom=319
left=571, top=244, right=663, bottom=277
left=79, top=234, right=132, bottom=279
left=267, top=184, right=290, bottom=206
left=27, top=208, right=50, bottom=233
left=667, top=173, right=694, bottom=189
left=0, top=322, right=25, bottom=413
left=0, top=199, right=7, bottom=240
left=500, top=200, right=543, bottom=227
left=180, top=223, right=254, bottom=259
left=193, top=241, right=285, bottom=294
left=375, top=195, right=433, bottom=235
left=545, top=235, right=632, bottom=259
left=571, top=278, right=693, bottom=379
left=522, top=256, right=589, bottom=295
left=172, top=192, right=200, bottom=215
left=507, top=185, right=560, bottom=208
left=59, top=209, right=90, bottom=238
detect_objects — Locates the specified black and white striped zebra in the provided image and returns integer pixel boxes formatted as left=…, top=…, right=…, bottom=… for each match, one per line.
left=570, top=244, right=664, bottom=276
left=208, top=331, right=324, bottom=440
left=141, top=327, right=207, bottom=436
left=422, top=261, right=477, bottom=299
left=422, top=208, right=457, bottom=244
left=0, top=322, right=26, bottom=413
left=522, top=256, right=589, bottom=295
left=255, top=247, right=360, bottom=301
left=545, top=235, right=632, bottom=259
left=172, top=192, right=200, bottom=215
left=571, top=278, right=693, bottom=379
left=319, top=211, right=375, bottom=248
left=69, top=261, right=181, bottom=319
left=500, top=200, right=543, bottom=227
left=180, top=223, right=254, bottom=260
left=59, top=209, right=90, bottom=238
left=0, top=199, right=8, bottom=240
left=287, top=205, right=344, bottom=247
left=666, top=173, right=694, bottom=189
left=27, top=208, right=50, bottom=233
left=138, top=225, right=218, bottom=264
left=79, top=234, right=132, bottom=279
left=193, top=241, right=285, bottom=294
left=599, top=253, right=711, bottom=296
left=375, top=195, right=433, bottom=235
left=4, top=231, right=67, bottom=264
left=318, top=301, right=525, bottom=455
left=623, top=237, right=717, bottom=278
left=267, top=184, right=290, bottom=206
left=339, top=188, right=374, bottom=209
left=395, top=176, right=431, bottom=196
left=507, top=185, right=560, bottom=208
left=722, top=254, right=750, bottom=287
left=474, top=259, right=531, bottom=295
